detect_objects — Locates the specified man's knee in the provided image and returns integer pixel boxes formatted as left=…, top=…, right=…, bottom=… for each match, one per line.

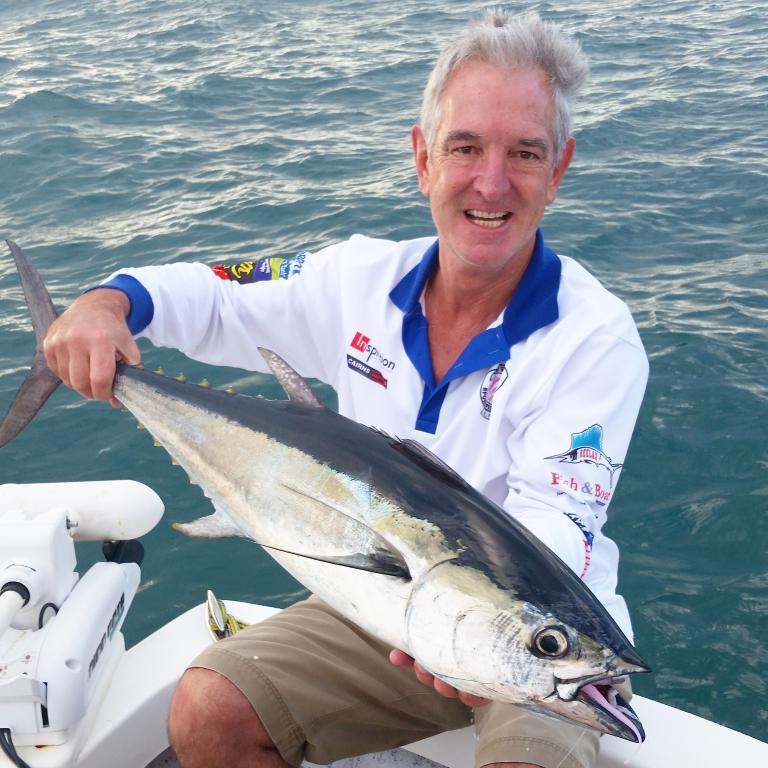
left=169, top=667, right=280, bottom=767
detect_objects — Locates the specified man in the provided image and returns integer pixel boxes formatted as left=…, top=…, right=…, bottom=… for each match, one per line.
left=43, top=10, right=648, bottom=768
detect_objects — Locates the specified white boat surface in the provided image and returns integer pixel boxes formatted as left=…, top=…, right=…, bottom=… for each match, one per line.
left=72, top=601, right=768, bottom=768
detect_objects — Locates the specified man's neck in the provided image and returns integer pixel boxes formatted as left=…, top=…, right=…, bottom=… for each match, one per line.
left=423, top=249, right=531, bottom=383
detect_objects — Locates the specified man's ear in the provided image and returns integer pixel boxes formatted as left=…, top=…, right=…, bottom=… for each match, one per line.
left=546, top=136, right=575, bottom=205
left=412, top=125, right=430, bottom=197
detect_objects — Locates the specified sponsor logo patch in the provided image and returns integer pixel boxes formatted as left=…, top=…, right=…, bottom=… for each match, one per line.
left=211, top=251, right=307, bottom=284
left=545, top=424, right=623, bottom=506
left=349, top=332, right=396, bottom=370
left=351, top=331, right=370, bottom=352
left=280, top=251, right=307, bottom=279
left=479, top=363, right=509, bottom=420
left=346, top=354, right=388, bottom=388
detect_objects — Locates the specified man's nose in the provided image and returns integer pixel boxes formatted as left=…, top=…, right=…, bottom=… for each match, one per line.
left=474, top=150, right=511, bottom=199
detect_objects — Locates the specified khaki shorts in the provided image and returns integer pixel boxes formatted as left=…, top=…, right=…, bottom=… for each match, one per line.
left=191, top=596, right=600, bottom=768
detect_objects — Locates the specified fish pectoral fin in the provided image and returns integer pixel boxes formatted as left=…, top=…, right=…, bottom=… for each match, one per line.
left=275, top=479, right=411, bottom=578
left=261, top=542, right=411, bottom=578
left=175, top=510, right=410, bottom=577
left=172, top=495, right=411, bottom=579
left=172, top=510, right=247, bottom=538
left=258, top=348, right=324, bottom=408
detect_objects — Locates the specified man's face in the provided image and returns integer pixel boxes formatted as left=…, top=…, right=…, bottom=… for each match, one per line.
left=413, top=60, right=574, bottom=275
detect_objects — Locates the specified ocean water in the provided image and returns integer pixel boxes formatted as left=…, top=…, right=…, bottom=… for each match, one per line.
left=1, top=0, right=766, bottom=747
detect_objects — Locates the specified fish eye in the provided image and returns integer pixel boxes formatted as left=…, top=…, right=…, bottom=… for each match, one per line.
left=532, top=625, right=570, bottom=658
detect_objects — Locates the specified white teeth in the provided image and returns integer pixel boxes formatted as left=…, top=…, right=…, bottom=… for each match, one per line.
left=467, top=210, right=507, bottom=219
left=466, top=210, right=509, bottom=229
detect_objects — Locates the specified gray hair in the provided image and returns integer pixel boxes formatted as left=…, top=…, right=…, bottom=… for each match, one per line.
left=420, top=10, right=589, bottom=162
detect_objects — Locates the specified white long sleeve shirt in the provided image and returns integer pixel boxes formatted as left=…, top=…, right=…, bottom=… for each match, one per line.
left=103, top=229, right=648, bottom=639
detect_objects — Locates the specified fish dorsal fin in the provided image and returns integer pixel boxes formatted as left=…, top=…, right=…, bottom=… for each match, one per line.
left=258, top=347, right=323, bottom=408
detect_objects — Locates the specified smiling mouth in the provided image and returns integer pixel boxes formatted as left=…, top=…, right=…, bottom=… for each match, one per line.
left=465, top=210, right=511, bottom=228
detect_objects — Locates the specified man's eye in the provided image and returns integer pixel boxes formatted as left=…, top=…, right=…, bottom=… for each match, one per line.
left=517, top=150, right=537, bottom=160
left=453, top=145, right=476, bottom=155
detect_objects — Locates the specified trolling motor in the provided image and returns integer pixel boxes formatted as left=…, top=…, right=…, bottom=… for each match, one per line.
left=0, top=481, right=163, bottom=762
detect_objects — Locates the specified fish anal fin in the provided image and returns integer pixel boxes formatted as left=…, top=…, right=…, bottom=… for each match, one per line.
left=258, top=348, right=323, bottom=408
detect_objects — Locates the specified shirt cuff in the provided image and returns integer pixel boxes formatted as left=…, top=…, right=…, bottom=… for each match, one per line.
left=83, top=274, right=154, bottom=335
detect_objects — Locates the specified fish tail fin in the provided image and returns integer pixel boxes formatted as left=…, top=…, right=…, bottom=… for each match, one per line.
left=0, top=241, right=61, bottom=447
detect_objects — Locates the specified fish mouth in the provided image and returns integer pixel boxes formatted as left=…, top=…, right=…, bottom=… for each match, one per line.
left=578, top=679, right=645, bottom=743
left=552, top=675, right=646, bottom=743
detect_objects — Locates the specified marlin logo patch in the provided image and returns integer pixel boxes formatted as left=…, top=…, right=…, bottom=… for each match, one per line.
left=479, top=363, right=509, bottom=420
left=545, top=424, right=623, bottom=488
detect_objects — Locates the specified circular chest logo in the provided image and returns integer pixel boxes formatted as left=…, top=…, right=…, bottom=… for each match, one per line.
left=479, top=363, right=509, bottom=420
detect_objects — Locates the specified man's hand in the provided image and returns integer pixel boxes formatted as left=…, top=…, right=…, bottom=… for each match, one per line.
left=43, top=288, right=140, bottom=406
left=388, top=649, right=491, bottom=707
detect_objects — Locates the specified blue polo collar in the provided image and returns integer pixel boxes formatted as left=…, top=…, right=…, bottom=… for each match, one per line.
left=389, top=229, right=561, bottom=433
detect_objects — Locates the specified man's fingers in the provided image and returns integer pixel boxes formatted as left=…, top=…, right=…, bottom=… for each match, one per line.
left=389, top=650, right=488, bottom=706
left=432, top=677, right=460, bottom=699
left=66, top=350, right=96, bottom=399
left=90, top=331, right=142, bottom=401
left=42, top=343, right=65, bottom=386
left=388, top=649, right=414, bottom=668
left=118, top=335, right=141, bottom=367
left=413, top=662, right=436, bottom=688
left=457, top=691, right=491, bottom=707
left=389, top=652, right=435, bottom=687
left=89, top=346, right=120, bottom=401
left=42, top=287, right=134, bottom=401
